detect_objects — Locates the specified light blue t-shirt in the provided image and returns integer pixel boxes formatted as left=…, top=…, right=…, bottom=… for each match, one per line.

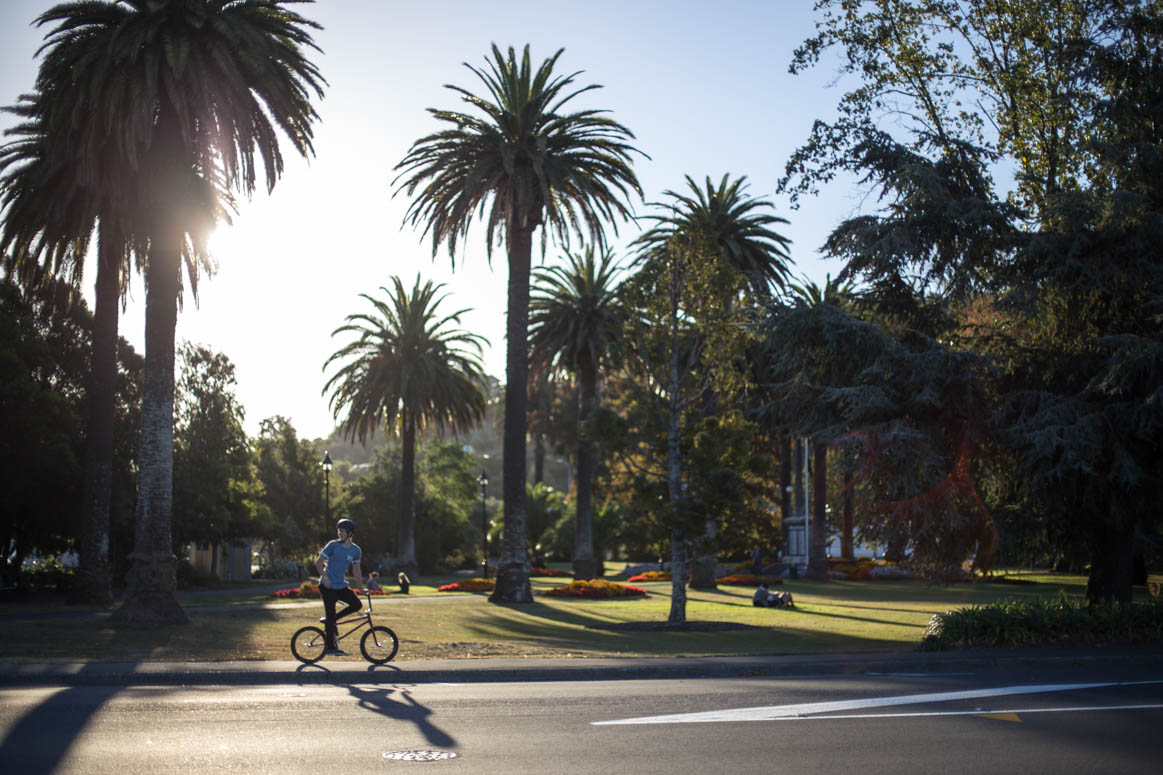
left=319, top=540, right=361, bottom=590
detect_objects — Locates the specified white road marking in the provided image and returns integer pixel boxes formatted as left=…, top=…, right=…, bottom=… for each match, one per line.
left=592, top=680, right=1163, bottom=725
left=772, top=704, right=1163, bottom=720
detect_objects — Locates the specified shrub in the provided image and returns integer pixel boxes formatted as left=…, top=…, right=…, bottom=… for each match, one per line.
left=716, top=574, right=783, bottom=587
left=438, top=578, right=495, bottom=593
left=252, top=558, right=303, bottom=580
left=17, top=556, right=74, bottom=591
left=919, top=595, right=1163, bottom=651
left=531, top=567, right=571, bottom=577
left=177, top=559, right=217, bottom=588
left=540, top=579, right=648, bottom=599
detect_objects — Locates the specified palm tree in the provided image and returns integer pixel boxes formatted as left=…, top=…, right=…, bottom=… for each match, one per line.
left=634, top=173, right=794, bottom=588
left=529, top=247, right=622, bottom=580
left=394, top=44, right=642, bottom=603
left=32, top=0, right=325, bottom=626
left=636, top=174, right=793, bottom=298
left=324, top=276, right=488, bottom=578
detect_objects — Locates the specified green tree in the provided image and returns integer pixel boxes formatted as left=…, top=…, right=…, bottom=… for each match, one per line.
left=324, top=276, right=488, bottom=578
left=529, top=247, right=623, bottom=579
left=30, top=0, right=325, bottom=626
left=787, top=0, right=1162, bottom=600
left=784, top=274, right=858, bottom=577
left=633, top=174, right=793, bottom=588
left=0, top=278, right=84, bottom=585
left=394, top=44, right=643, bottom=603
left=596, top=230, right=760, bottom=621
left=254, top=416, right=325, bottom=559
left=172, top=343, right=266, bottom=570
left=344, top=441, right=483, bottom=573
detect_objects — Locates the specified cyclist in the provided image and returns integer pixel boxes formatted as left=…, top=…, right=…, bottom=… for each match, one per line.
left=316, top=518, right=363, bottom=656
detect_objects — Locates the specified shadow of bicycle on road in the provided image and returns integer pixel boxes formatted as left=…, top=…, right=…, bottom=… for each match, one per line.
left=344, top=684, right=455, bottom=747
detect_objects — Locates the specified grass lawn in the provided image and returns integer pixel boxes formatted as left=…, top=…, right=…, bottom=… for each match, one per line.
left=1, top=568, right=1157, bottom=663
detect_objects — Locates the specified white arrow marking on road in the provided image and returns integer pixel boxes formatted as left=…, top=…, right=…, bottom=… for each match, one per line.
left=592, top=680, right=1163, bottom=725
left=773, top=703, right=1163, bottom=721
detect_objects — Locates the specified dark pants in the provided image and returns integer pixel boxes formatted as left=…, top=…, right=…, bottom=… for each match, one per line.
left=321, top=585, right=361, bottom=649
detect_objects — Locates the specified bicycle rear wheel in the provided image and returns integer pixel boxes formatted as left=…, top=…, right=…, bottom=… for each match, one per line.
left=360, top=625, right=399, bottom=664
left=291, top=625, right=327, bottom=664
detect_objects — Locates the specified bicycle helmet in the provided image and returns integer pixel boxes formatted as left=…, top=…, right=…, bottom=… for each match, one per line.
left=336, top=518, right=356, bottom=533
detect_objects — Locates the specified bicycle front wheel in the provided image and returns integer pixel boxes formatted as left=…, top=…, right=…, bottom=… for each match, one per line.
left=291, top=625, right=327, bottom=664
left=360, top=625, right=399, bottom=664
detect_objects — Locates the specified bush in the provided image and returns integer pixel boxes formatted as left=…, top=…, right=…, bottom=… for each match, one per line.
left=17, top=556, right=74, bottom=591
left=177, top=559, right=217, bottom=588
left=539, top=579, right=648, bottom=599
left=251, top=557, right=303, bottom=580
left=531, top=567, right=572, bottom=577
left=919, top=595, right=1163, bottom=650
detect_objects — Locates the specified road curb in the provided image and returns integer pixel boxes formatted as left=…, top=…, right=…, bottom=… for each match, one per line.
left=2, top=648, right=1160, bottom=687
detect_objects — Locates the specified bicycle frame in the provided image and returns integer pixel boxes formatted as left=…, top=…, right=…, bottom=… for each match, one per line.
left=329, top=591, right=377, bottom=647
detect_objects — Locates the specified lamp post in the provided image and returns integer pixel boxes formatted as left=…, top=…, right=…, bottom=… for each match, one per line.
left=478, top=470, right=489, bottom=578
left=322, top=452, right=333, bottom=524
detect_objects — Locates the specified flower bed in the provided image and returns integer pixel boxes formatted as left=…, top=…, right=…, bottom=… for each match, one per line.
left=531, top=567, right=571, bottom=577
left=540, top=579, right=648, bottom=599
left=272, top=581, right=320, bottom=599
left=627, top=570, right=671, bottom=582
left=716, top=574, right=783, bottom=587
left=438, top=577, right=495, bottom=593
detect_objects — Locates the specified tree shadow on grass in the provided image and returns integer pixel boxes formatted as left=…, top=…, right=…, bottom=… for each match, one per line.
left=788, top=606, right=928, bottom=629
left=0, top=663, right=126, bottom=773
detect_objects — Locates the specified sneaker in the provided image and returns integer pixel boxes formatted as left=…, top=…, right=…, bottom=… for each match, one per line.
left=325, top=648, right=349, bottom=657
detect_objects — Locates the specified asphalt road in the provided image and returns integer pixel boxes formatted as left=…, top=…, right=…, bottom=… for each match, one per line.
left=2, top=657, right=1161, bottom=774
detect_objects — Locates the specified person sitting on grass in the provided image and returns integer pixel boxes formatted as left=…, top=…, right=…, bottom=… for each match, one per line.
left=397, top=571, right=411, bottom=594
left=366, top=571, right=382, bottom=592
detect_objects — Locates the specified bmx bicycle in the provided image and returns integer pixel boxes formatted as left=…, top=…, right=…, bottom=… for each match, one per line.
left=291, top=589, right=399, bottom=664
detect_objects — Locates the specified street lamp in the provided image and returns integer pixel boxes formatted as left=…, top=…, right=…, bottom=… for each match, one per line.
left=477, top=470, right=489, bottom=578
left=322, top=452, right=333, bottom=524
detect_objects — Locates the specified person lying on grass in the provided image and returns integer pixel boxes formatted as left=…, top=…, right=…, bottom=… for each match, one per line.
left=752, top=582, right=794, bottom=609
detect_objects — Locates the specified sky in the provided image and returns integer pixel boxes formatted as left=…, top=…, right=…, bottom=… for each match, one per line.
left=0, top=0, right=861, bottom=441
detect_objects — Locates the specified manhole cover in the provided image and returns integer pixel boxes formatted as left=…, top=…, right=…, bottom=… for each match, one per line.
left=382, top=750, right=459, bottom=762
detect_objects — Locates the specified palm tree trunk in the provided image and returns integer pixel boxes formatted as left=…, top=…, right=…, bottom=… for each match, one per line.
left=572, top=358, right=598, bottom=580
left=71, top=222, right=119, bottom=605
left=397, top=414, right=419, bottom=578
left=491, top=222, right=534, bottom=604
left=115, top=108, right=188, bottom=627
left=807, top=440, right=829, bottom=580
left=114, top=238, right=187, bottom=626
